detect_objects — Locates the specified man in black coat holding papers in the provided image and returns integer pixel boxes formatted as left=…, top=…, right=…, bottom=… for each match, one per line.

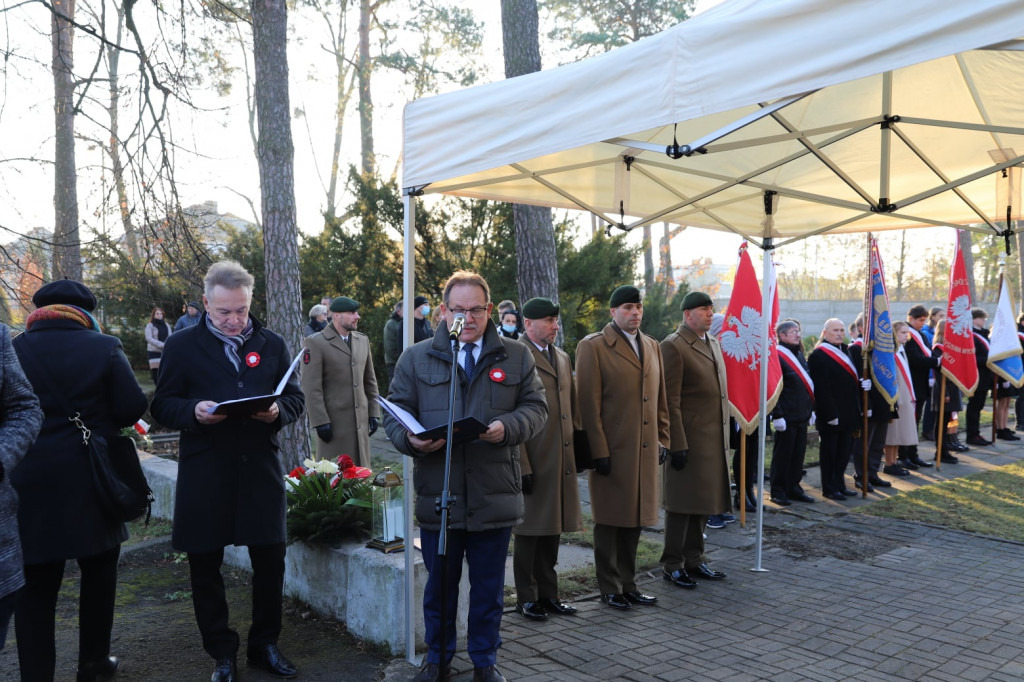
left=151, top=260, right=304, bottom=682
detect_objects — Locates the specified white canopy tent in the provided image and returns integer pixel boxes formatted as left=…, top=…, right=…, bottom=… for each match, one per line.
left=396, top=0, right=1024, bottom=662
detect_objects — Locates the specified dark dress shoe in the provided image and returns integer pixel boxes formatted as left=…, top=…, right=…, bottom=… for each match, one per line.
left=867, top=475, right=892, bottom=488
left=966, top=434, right=992, bottom=446
left=211, top=657, right=237, bottom=682
left=788, top=491, right=816, bottom=503
left=624, top=590, right=658, bottom=605
left=826, top=491, right=847, bottom=501
left=601, top=593, right=631, bottom=609
left=473, top=665, right=507, bottom=682
left=414, top=661, right=451, bottom=682
left=936, top=452, right=959, bottom=464
left=515, top=601, right=548, bottom=620
left=998, top=428, right=1021, bottom=441
left=898, top=458, right=919, bottom=470
left=246, top=643, right=297, bottom=678
left=840, top=488, right=860, bottom=497
left=76, top=655, right=120, bottom=682
left=908, top=456, right=933, bottom=468
left=662, top=567, right=697, bottom=589
left=882, top=464, right=910, bottom=477
left=949, top=436, right=970, bottom=452
left=852, top=478, right=875, bottom=493
left=689, top=563, right=727, bottom=580
left=770, top=495, right=792, bottom=506
left=536, top=597, right=577, bottom=615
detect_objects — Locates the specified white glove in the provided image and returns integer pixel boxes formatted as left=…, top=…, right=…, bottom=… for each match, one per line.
left=867, top=409, right=872, bottom=417
left=809, top=413, right=817, bottom=426
left=951, top=411, right=958, bottom=419
left=929, top=377, right=935, bottom=387
left=827, top=418, right=839, bottom=426
left=860, top=379, right=872, bottom=391
left=772, top=418, right=787, bottom=432
left=1003, top=381, right=1011, bottom=389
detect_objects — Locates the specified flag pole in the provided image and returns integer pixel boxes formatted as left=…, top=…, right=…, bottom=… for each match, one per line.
left=752, top=236, right=772, bottom=572
left=861, top=234, right=872, bottom=498
left=739, top=435, right=747, bottom=527
left=992, top=270, right=1002, bottom=444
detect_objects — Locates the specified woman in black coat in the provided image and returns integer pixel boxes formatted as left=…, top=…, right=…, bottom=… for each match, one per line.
left=11, top=280, right=148, bottom=682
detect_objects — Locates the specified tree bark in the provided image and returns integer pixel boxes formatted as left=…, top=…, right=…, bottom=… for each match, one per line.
left=643, top=224, right=654, bottom=290
left=52, top=0, right=83, bottom=280
left=501, top=0, right=559, bottom=307
left=357, top=0, right=375, bottom=177
left=105, top=5, right=141, bottom=265
left=251, top=0, right=309, bottom=468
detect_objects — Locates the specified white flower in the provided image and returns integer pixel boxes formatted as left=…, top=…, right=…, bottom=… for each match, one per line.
left=304, top=458, right=339, bottom=475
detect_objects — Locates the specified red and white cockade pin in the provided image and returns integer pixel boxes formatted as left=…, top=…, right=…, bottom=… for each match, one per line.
left=245, top=352, right=261, bottom=368
left=489, top=368, right=506, bottom=383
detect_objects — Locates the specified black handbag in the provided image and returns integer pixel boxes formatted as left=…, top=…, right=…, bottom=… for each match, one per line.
left=15, top=338, right=153, bottom=523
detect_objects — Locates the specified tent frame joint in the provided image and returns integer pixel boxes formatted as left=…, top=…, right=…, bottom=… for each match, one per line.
left=871, top=198, right=898, bottom=213
left=880, top=114, right=901, bottom=129
left=403, top=186, right=426, bottom=197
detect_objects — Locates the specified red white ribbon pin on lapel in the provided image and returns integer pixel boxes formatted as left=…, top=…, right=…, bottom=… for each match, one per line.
left=489, top=368, right=506, bottom=383
left=245, top=352, right=261, bottom=368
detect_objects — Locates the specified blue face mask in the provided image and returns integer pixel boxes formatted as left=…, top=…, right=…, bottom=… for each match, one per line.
left=501, top=324, right=517, bottom=334
left=420, top=305, right=430, bottom=316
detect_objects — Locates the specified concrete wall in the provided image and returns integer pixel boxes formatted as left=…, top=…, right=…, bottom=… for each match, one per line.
left=138, top=452, right=469, bottom=655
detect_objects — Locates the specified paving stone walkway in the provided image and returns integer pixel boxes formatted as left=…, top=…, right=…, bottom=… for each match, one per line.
left=375, top=431, right=1024, bottom=681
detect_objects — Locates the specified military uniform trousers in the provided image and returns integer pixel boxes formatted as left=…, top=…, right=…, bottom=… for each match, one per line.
left=512, top=534, right=561, bottom=603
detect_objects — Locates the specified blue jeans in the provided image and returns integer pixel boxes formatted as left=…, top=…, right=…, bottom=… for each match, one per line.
left=419, top=527, right=512, bottom=668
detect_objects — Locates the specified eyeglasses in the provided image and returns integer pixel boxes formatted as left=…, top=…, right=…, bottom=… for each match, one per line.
left=448, top=307, right=489, bottom=318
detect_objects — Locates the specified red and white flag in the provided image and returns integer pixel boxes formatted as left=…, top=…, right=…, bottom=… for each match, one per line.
left=719, top=243, right=783, bottom=433
left=941, top=232, right=979, bottom=396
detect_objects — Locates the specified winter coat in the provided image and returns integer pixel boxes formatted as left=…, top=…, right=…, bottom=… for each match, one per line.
left=145, top=320, right=172, bottom=353
left=515, top=341, right=582, bottom=536
left=771, top=341, right=815, bottom=424
left=383, top=320, right=547, bottom=532
left=808, top=342, right=862, bottom=429
left=660, top=322, right=731, bottom=516
left=383, top=314, right=402, bottom=370
left=12, top=319, right=147, bottom=564
left=301, top=325, right=380, bottom=467
left=577, top=323, right=669, bottom=528
left=150, top=315, right=305, bottom=554
left=174, top=313, right=201, bottom=332
left=0, top=327, right=43, bottom=598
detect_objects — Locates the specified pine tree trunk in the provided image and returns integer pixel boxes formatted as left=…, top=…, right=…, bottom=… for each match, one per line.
left=501, top=0, right=558, bottom=306
left=252, top=0, right=309, bottom=469
left=643, top=224, right=654, bottom=291
left=357, top=0, right=375, bottom=177
left=52, top=0, right=82, bottom=280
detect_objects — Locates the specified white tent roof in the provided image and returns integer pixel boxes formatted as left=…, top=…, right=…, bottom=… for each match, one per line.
left=403, top=0, right=1024, bottom=244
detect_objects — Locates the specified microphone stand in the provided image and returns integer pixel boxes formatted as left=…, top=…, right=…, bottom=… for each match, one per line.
left=435, top=328, right=461, bottom=681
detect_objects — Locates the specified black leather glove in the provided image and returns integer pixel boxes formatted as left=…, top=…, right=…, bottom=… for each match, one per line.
left=593, top=457, right=611, bottom=476
left=521, top=473, right=534, bottom=495
left=368, top=416, right=379, bottom=436
left=315, top=424, right=333, bottom=443
left=659, top=446, right=668, bottom=465
left=670, top=450, right=688, bottom=471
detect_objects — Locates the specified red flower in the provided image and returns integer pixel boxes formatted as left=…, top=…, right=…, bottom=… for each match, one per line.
left=245, top=352, right=261, bottom=368
left=336, top=454, right=355, bottom=471
left=287, top=466, right=305, bottom=479
left=344, top=466, right=373, bottom=479
left=489, top=368, right=506, bottom=383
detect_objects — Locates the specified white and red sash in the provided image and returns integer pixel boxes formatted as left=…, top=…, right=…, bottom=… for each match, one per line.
left=906, top=327, right=930, bottom=355
left=974, top=331, right=990, bottom=352
left=817, top=342, right=859, bottom=381
left=778, top=345, right=814, bottom=399
left=895, top=347, right=916, bottom=403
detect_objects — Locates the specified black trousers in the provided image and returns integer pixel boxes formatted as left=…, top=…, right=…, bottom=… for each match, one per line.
left=15, top=545, right=120, bottom=682
left=770, top=422, right=808, bottom=498
left=852, top=419, right=886, bottom=477
left=966, top=382, right=990, bottom=438
left=817, top=425, right=852, bottom=495
left=592, top=525, right=641, bottom=595
left=512, top=534, right=561, bottom=603
left=187, top=543, right=286, bottom=660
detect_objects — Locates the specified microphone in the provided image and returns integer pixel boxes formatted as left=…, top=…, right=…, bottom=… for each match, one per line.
left=449, top=313, right=467, bottom=338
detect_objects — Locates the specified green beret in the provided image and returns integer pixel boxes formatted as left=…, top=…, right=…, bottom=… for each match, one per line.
left=609, top=285, right=641, bottom=308
left=522, top=297, right=559, bottom=320
left=329, top=296, right=359, bottom=313
left=681, top=291, right=714, bottom=311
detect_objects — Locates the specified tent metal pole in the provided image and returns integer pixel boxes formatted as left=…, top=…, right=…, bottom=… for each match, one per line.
left=753, top=234, right=773, bottom=573
left=402, top=192, right=418, bottom=665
